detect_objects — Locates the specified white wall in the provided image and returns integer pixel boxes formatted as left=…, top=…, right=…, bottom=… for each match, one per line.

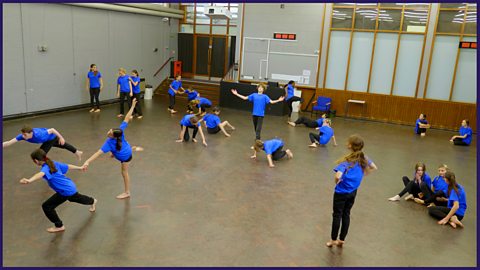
left=2, top=3, right=178, bottom=116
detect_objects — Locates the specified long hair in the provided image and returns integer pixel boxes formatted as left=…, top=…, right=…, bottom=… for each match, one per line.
left=31, top=149, right=57, bottom=173
left=415, top=162, right=426, bottom=179
left=336, top=135, right=368, bottom=171
left=132, top=69, right=139, bottom=77
left=284, top=80, right=295, bottom=89
left=21, top=125, right=33, bottom=134
left=464, top=119, right=470, bottom=126
left=90, top=64, right=98, bottom=76
left=112, top=128, right=123, bottom=151
left=445, top=171, right=459, bottom=196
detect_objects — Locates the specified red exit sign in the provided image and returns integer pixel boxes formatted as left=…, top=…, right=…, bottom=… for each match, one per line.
left=273, top=33, right=296, bottom=40
left=459, top=41, right=477, bottom=49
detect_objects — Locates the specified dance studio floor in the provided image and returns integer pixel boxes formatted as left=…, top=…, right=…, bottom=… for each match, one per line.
left=2, top=96, right=476, bottom=267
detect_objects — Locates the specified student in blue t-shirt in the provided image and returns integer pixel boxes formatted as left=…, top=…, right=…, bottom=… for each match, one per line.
left=86, top=64, right=103, bottom=113
left=189, top=94, right=213, bottom=115
left=176, top=114, right=207, bottom=147
left=414, top=164, right=449, bottom=207
left=415, top=113, right=430, bottom=136
left=231, top=83, right=285, bottom=139
left=251, top=138, right=293, bottom=168
left=184, top=87, right=199, bottom=101
left=19, top=148, right=97, bottom=233
left=116, top=68, right=133, bottom=118
left=428, top=171, right=466, bottom=229
left=288, top=113, right=327, bottom=128
left=326, top=135, right=377, bottom=248
left=284, top=80, right=304, bottom=121
left=83, top=99, right=143, bottom=200
left=168, top=74, right=185, bottom=114
left=388, top=162, right=432, bottom=202
left=128, top=70, right=143, bottom=119
left=202, top=107, right=235, bottom=137
left=3, top=126, right=83, bottom=160
left=450, top=119, right=472, bottom=146
left=308, top=118, right=337, bottom=148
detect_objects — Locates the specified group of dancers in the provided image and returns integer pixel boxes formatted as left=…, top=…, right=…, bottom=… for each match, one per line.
left=2, top=73, right=472, bottom=248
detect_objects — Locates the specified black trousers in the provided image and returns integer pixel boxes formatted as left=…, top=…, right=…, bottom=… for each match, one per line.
left=207, top=126, right=221, bottom=134
left=271, top=146, right=287, bottom=160
left=428, top=206, right=464, bottom=221
left=40, top=137, right=77, bottom=154
left=398, top=176, right=422, bottom=198
left=419, top=182, right=433, bottom=200
left=286, top=96, right=303, bottom=118
left=331, top=190, right=357, bottom=241
left=182, top=125, right=198, bottom=141
left=416, top=128, right=427, bottom=135
left=42, top=192, right=94, bottom=227
left=252, top=116, right=264, bottom=140
left=295, top=116, right=319, bottom=128
left=89, top=88, right=100, bottom=109
left=199, top=104, right=211, bottom=113
left=132, top=93, right=142, bottom=116
left=169, top=94, right=175, bottom=109
left=424, top=190, right=448, bottom=206
left=309, top=132, right=320, bottom=143
left=119, top=92, right=132, bottom=115
left=453, top=138, right=469, bottom=146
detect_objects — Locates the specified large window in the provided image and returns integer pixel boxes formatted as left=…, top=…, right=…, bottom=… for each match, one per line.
left=179, top=3, right=238, bottom=36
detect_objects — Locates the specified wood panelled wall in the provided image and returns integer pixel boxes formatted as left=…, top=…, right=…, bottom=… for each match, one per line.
left=299, top=87, right=476, bottom=132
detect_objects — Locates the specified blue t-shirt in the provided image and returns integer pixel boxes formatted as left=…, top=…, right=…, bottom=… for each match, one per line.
left=286, top=84, right=294, bottom=100
left=87, top=71, right=102, bottom=88
left=447, top=184, right=467, bottom=217
left=459, top=126, right=472, bottom=145
left=415, top=119, right=428, bottom=133
left=16, top=128, right=57, bottom=144
left=316, top=117, right=325, bottom=127
left=203, top=113, right=221, bottom=129
left=100, top=122, right=132, bottom=162
left=334, top=159, right=373, bottom=194
left=263, top=139, right=284, bottom=155
left=196, top=97, right=212, bottom=107
left=180, top=114, right=200, bottom=127
left=131, top=76, right=141, bottom=94
left=169, top=80, right=182, bottom=96
left=432, top=176, right=448, bottom=194
left=248, top=93, right=271, bottom=117
left=117, top=75, right=131, bottom=93
left=41, top=161, right=77, bottom=197
left=319, top=125, right=334, bottom=145
left=185, top=89, right=198, bottom=101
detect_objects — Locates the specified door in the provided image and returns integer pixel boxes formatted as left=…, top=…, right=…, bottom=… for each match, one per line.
left=210, top=36, right=227, bottom=78
left=195, top=35, right=210, bottom=76
left=194, top=35, right=227, bottom=78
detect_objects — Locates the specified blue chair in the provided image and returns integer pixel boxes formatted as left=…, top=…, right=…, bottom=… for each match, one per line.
left=311, top=96, right=332, bottom=118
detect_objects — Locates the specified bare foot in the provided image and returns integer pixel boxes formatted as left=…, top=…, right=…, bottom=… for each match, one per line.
left=170, top=110, right=177, bottom=114
left=89, top=108, right=95, bottom=112
left=421, top=133, right=426, bottom=137
left=192, top=138, right=198, bottom=143
left=288, top=121, right=296, bottom=127
left=225, top=133, right=231, bottom=137
left=137, top=116, right=143, bottom=119
left=117, top=114, right=124, bottom=118
left=427, top=203, right=435, bottom=208
left=132, top=146, right=144, bottom=152
left=388, top=195, right=401, bottom=201
left=75, top=151, right=83, bottom=161
left=414, top=198, right=425, bottom=205
left=336, top=240, right=345, bottom=247
left=94, top=109, right=101, bottom=112
left=326, top=240, right=337, bottom=247
left=450, top=216, right=464, bottom=228
left=89, top=198, right=97, bottom=212
left=116, top=192, right=130, bottom=199
left=231, top=126, right=236, bottom=130
left=448, top=221, right=457, bottom=229
left=286, top=149, right=293, bottom=159
left=47, top=226, right=65, bottom=233
left=308, top=143, right=318, bottom=148
left=404, top=194, right=414, bottom=201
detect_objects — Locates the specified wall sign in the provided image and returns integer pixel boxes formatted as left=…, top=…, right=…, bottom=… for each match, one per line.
left=273, top=33, right=296, bottom=40
left=459, top=41, right=477, bottom=49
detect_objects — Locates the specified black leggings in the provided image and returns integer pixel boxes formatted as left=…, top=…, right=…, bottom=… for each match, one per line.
left=271, top=146, right=287, bottom=160
left=119, top=92, right=132, bottom=115
left=132, top=93, right=142, bottom=116
left=40, top=137, right=78, bottom=154
left=42, top=192, right=95, bottom=227
left=207, top=126, right=221, bottom=134
left=182, top=125, right=198, bottom=141
left=169, top=94, right=175, bottom=110
left=453, top=138, right=469, bottom=146
left=295, top=116, right=319, bottom=128
left=309, top=132, right=321, bottom=143
left=286, top=96, right=303, bottom=118
left=89, top=88, right=100, bottom=109
left=199, top=104, right=211, bottom=113
left=331, top=190, right=357, bottom=241
left=416, top=128, right=427, bottom=135
left=252, top=116, right=264, bottom=140
left=398, top=176, right=422, bottom=198
left=424, top=190, right=448, bottom=206
left=428, top=206, right=464, bottom=221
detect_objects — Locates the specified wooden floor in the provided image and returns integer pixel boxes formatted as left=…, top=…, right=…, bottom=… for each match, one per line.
left=2, top=96, right=476, bottom=267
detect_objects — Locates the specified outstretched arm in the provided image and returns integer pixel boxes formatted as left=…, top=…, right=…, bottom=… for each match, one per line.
left=124, top=98, right=137, bottom=123
left=198, top=126, right=207, bottom=147
left=270, top=96, right=285, bottom=104
left=19, top=172, right=45, bottom=184
left=231, top=89, right=248, bottom=100
left=83, top=150, right=104, bottom=168
left=47, top=128, right=66, bottom=145
left=68, top=164, right=86, bottom=171
left=3, top=138, right=19, bottom=148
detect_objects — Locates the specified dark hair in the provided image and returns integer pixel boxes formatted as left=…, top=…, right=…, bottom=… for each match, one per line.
left=132, top=69, right=139, bottom=76
left=212, top=106, right=220, bottom=113
left=415, top=162, right=426, bottom=173
left=21, top=125, right=33, bottom=134
left=445, top=171, right=459, bottom=196
left=189, top=116, right=200, bottom=125
left=31, top=149, right=57, bottom=173
left=336, top=135, right=369, bottom=171
left=464, top=119, right=470, bottom=126
left=284, top=80, right=295, bottom=89
left=175, top=74, right=181, bottom=79
left=112, top=128, right=123, bottom=151
left=421, top=113, right=427, bottom=119
left=90, top=64, right=98, bottom=76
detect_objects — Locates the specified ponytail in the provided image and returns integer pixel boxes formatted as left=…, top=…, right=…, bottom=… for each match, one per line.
left=112, top=129, right=123, bottom=151
left=336, top=135, right=368, bottom=171
left=31, top=149, right=57, bottom=173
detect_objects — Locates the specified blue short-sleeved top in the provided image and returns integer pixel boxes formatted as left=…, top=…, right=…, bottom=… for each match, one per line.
left=319, top=126, right=334, bottom=145
left=286, top=84, right=294, bottom=100
left=169, top=80, right=182, bottom=96
left=88, top=71, right=102, bottom=88
left=248, top=93, right=271, bottom=117
left=203, top=114, right=221, bottom=129
left=459, top=126, right=472, bottom=145
left=263, top=139, right=284, bottom=155
left=100, top=122, right=132, bottom=162
left=131, top=76, right=141, bottom=94
left=447, top=184, right=467, bottom=217
left=334, top=158, right=373, bottom=194
left=117, top=75, right=131, bottom=93
left=16, top=128, right=56, bottom=144
left=41, top=161, right=77, bottom=197
left=180, top=114, right=200, bottom=127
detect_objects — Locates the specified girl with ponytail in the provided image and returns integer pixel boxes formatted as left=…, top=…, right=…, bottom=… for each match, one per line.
left=19, top=148, right=97, bottom=233
left=83, top=98, right=143, bottom=199
left=326, top=135, right=377, bottom=248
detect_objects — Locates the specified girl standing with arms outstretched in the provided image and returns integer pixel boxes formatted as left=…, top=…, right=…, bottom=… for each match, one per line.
left=83, top=99, right=143, bottom=199
left=117, top=68, right=132, bottom=118
left=86, top=64, right=103, bottom=112
left=284, top=80, right=303, bottom=121
left=326, top=135, right=377, bottom=247
left=20, top=149, right=97, bottom=233
left=168, top=74, right=185, bottom=114
left=231, top=83, right=284, bottom=139
left=129, top=70, right=143, bottom=119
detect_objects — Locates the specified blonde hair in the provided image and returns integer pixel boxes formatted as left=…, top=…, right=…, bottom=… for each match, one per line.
left=254, top=139, right=264, bottom=152
left=336, top=135, right=368, bottom=171
left=324, top=118, right=332, bottom=125
left=119, top=68, right=127, bottom=74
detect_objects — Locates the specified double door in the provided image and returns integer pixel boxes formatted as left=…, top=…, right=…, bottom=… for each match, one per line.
left=194, top=35, right=227, bottom=78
